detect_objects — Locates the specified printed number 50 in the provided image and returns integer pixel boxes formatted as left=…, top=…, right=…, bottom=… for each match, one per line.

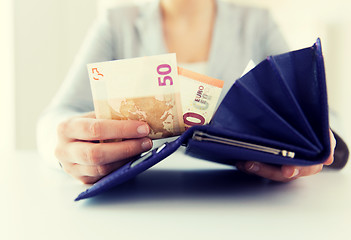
left=157, top=64, right=173, bottom=86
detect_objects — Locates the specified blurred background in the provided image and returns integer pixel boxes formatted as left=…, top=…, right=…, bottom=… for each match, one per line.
left=1, top=0, right=350, bottom=154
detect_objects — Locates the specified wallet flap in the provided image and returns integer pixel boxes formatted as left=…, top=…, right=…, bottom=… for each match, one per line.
left=75, top=128, right=196, bottom=201
left=270, top=40, right=328, bottom=146
left=240, top=58, right=321, bottom=149
left=209, top=38, right=330, bottom=160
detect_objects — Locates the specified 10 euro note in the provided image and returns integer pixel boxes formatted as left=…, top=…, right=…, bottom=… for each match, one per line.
left=88, top=54, right=185, bottom=139
left=178, top=67, right=224, bottom=129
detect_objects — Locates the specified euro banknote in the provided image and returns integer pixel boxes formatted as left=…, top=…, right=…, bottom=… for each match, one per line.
left=88, top=54, right=223, bottom=139
left=178, top=67, right=223, bottom=129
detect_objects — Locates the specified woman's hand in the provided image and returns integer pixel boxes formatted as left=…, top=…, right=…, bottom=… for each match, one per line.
left=235, top=129, right=336, bottom=182
left=55, top=112, right=153, bottom=184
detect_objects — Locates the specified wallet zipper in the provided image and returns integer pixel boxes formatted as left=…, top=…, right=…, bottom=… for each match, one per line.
left=192, top=131, right=295, bottom=158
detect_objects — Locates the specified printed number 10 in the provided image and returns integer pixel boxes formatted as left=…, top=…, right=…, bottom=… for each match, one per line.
left=157, top=64, right=173, bottom=86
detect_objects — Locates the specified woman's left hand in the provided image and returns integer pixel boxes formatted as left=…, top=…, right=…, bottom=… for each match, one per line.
left=235, top=129, right=336, bottom=182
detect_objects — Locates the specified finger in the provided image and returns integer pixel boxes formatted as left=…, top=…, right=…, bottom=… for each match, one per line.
left=282, top=164, right=323, bottom=178
left=70, top=160, right=129, bottom=178
left=58, top=117, right=150, bottom=141
left=324, top=129, right=336, bottom=166
left=76, top=176, right=102, bottom=185
left=62, top=138, right=153, bottom=165
left=237, top=161, right=324, bottom=181
left=236, top=161, right=292, bottom=182
left=58, top=160, right=111, bottom=184
left=324, top=154, right=334, bottom=166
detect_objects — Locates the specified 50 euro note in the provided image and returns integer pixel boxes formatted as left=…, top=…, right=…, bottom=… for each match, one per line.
left=88, top=54, right=184, bottom=139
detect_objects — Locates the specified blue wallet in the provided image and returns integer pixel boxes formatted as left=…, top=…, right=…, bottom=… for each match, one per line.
left=75, top=39, right=330, bottom=201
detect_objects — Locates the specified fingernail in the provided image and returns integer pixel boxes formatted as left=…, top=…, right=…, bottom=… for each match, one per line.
left=247, top=162, right=260, bottom=172
left=137, top=124, right=149, bottom=135
left=289, top=168, right=299, bottom=178
left=141, top=139, right=152, bottom=151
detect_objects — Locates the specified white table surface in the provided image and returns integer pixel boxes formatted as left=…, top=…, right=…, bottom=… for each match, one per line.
left=1, top=149, right=350, bottom=240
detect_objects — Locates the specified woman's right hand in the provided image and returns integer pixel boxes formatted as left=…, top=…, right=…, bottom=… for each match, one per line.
left=55, top=112, right=153, bottom=184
